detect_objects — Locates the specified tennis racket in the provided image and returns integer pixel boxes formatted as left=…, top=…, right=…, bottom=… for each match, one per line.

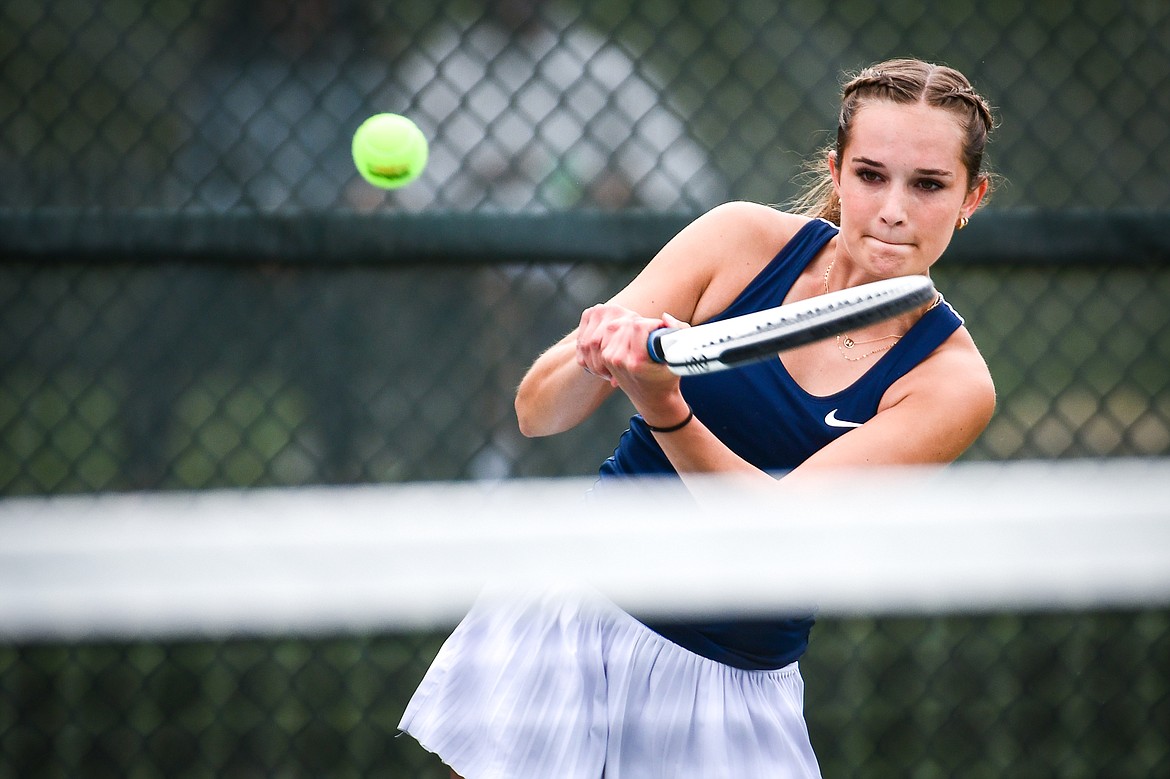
left=647, top=275, right=936, bottom=375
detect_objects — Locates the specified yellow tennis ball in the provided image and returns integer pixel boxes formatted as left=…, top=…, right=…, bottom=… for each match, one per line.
left=351, top=113, right=428, bottom=189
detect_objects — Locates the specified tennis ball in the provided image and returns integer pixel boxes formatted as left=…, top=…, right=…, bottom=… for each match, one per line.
left=352, top=113, right=428, bottom=189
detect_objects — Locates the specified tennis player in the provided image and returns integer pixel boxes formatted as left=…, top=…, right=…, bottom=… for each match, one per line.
left=400, top=57, right=998, bottom=778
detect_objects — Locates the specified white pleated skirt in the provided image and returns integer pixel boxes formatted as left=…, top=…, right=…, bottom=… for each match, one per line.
left=398, top=585, right=822, bottom=779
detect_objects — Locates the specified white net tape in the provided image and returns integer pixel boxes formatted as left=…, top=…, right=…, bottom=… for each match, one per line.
left=2, top=459, right=1168, bottom=641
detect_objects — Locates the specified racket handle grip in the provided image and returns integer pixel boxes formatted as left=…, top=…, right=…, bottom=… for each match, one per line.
left=646, top=327, right=676, bottom=364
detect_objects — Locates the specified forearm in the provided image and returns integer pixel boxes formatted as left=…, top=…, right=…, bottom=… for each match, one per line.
left=652, top=417, right=778, bottom=489
left=625, top=387, right=777, bottom=487
left=515, top=332, right=614, bottom=437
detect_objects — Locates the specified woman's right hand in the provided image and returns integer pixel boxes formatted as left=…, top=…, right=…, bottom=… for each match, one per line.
left=575, top=303, right=660, bottom=386
left=575, top=305, right=694, bottom=422
left=575, top=303, right=629, bottom=383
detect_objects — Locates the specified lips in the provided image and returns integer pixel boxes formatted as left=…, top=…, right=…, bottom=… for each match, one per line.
left=867, top=235, right=911, bottom=248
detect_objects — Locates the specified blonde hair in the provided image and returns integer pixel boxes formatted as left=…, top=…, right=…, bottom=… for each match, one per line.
left=793, top=58, right=997, bottom=224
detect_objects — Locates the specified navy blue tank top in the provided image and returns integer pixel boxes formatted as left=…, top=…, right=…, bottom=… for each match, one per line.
left=597, top=217, right=963, bottom=669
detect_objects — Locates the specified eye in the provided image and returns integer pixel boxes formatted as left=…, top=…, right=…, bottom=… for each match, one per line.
left=916, top=178, right=946, bottom=192
left=856, top=168, right=882, bottom=183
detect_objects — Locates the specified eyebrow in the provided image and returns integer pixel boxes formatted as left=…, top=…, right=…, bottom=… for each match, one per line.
left=851, top=156, right=955, bottom=178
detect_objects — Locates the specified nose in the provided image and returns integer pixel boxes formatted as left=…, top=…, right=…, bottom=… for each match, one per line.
left=878, top=189, right=907, bottom=227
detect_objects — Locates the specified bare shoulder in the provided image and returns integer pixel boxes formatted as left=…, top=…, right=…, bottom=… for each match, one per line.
left=613, top=202, right=813, bottom=322
left=872, top=326, right=996, bottom=460
left=689, top=201, right=810, bottom=247
left=894, top=326, right=996, bottom=419
left=674, top=202, right=813, bottom=322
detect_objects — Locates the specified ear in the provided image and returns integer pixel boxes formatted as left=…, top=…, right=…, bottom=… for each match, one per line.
left=827, top=150, right=842, bottom=194
left=961, top=176, right=989, bottom=219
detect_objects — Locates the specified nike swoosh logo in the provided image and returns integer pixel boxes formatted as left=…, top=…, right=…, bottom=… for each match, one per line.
left=825, top=409, right=863, bottom=429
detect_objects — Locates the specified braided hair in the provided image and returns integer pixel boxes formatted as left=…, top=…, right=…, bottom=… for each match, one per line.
left=795, top=59, right=997, bottom=224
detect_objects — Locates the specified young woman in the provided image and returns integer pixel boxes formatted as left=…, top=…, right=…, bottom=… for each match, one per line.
left=400, top=58, right=998, bottom=779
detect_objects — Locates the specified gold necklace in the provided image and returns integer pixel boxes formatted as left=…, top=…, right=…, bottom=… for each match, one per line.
left=836, top=333, right=900, bottom=361
left=822, top=258, right=939, bottom=362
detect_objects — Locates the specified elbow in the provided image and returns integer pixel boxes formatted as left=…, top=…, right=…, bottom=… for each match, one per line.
left=514, top=387, right=546, bottom=438
left=515, top=409, right=540, bottom=438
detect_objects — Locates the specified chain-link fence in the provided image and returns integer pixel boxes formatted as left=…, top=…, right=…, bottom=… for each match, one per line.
left=3, top=0, right=1169, bottom=213
left=3, top=0, right=1170, bottom=776
left=3, top=219, right=1169, bottom=491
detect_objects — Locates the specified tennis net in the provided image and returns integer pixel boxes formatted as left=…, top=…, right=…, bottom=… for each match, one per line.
left=2, top=458, right=1168, bottom=776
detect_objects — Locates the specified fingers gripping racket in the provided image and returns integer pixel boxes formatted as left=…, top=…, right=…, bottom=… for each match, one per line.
left=647, top=276, right=936, bottom=375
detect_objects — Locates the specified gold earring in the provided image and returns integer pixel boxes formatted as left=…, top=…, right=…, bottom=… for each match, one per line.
left=957, top=216, right=970, bottom=230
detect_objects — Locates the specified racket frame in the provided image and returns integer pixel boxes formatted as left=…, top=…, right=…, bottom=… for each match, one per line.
left=646, top=276, right=937, bottom=375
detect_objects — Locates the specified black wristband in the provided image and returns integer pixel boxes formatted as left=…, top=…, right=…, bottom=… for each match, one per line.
left=644, top=407, right=694, bottom=433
